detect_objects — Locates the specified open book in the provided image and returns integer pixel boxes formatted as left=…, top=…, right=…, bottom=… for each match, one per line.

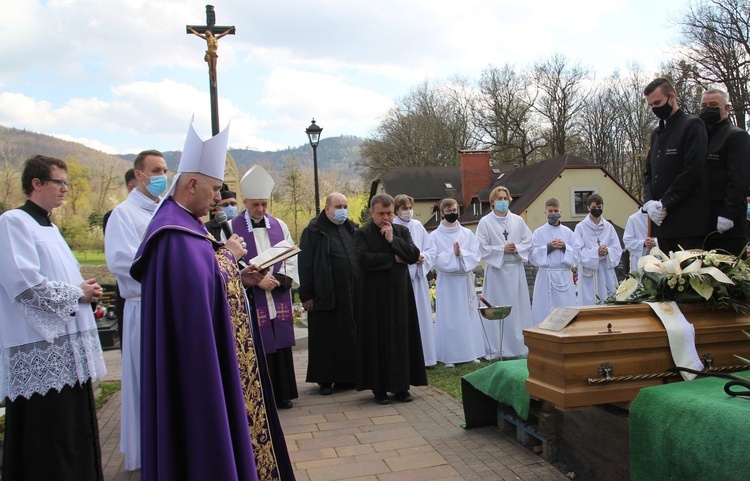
left=249, top=240, right=300, bottom=270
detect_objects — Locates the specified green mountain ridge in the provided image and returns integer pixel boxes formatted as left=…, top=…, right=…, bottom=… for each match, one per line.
left=0, top=126, right=131, bottom=171
left=0, top=125, right=365, bottom=181
left=120, top=135, right=365, bottom=176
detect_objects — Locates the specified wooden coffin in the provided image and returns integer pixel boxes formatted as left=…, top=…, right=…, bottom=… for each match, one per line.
left=524, top=303, right=750, bottom=411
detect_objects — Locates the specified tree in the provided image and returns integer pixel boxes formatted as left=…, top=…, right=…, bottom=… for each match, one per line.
left=530, top=54, right=592, bottom=156
left=473, top=64, right=546, bottom=165
left=0, top=144, right=23, bottom=209
left=358, top=80, right=479, bottom=181
left=276, top=155, right=307, bottom=240
left=678, top=0, right=750, bottom=129
left=609, top=66, right=657, bottom=196
left=660, top=59, right=705, bottom=115
left=63, top=157, right=91, bottom=216
left=579, top=82, right=623, bottom=172
left=92, top=156, right=122, bottom=214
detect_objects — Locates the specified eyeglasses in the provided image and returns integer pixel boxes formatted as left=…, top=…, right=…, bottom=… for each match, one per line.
left=44, top=179, right=70, bottom=188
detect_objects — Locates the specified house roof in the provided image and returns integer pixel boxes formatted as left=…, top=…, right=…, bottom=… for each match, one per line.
left=458, top=154, right=639, bottom=225
left=370, top=166, right=463, bottom=201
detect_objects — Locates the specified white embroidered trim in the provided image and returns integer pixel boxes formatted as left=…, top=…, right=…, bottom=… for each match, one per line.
left=14, top=280, right=83, bottom=343
left=1, top=329, right=107, bottom=401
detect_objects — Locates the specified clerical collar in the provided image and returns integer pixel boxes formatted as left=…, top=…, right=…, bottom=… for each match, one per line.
left=250, top=217, right=266, bottom=229
left=18, top=199, right=52, bottom=227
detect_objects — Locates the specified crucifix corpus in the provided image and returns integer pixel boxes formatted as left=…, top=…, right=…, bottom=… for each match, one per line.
left=186, top=5, right=235, bottom=135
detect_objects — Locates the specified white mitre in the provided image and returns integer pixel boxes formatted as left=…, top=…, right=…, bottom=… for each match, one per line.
left=240, top=165, right=275, bottom=199
left=161, top=118, right=230, bottom=202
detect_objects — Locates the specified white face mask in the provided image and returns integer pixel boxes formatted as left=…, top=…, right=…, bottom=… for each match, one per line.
left=399, top=209, right=413, bottom=222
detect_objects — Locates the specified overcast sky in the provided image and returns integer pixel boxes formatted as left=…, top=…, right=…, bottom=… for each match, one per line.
left=0, top=0, right=686, bottom=155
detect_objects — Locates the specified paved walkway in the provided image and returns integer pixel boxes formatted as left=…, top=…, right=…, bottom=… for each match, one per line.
left=98, top=332, right=567, bottom=480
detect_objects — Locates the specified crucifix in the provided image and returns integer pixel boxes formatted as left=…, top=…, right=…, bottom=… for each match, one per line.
left=186, top=5, right=235, bottom=136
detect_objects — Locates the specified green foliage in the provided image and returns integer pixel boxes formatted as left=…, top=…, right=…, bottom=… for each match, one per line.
left=426, top=360, right=492, bottom=402
left=59, top=219, right=103, bottom=253
left=608, top=249, right=750, bottom=313
left=95, top=381, right=121, bottom=411
left=74, top=250, right=106, bottom=265
left=88, top=212, right=103, bottom=229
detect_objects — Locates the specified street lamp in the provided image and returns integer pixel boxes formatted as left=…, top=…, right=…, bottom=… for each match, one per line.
left=305, top=118, right=323, bottom=214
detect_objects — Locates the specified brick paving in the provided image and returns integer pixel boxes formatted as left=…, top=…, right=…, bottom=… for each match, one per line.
left=99, top=334, right=567, bottom=480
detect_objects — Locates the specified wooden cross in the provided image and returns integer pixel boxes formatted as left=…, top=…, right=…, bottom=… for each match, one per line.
left=186, top=5, right=235, bottom=135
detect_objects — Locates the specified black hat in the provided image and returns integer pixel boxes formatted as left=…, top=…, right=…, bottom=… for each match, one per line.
left=221, top=189, right=236, bottom=200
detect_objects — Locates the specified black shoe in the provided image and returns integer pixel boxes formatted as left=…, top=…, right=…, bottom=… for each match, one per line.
left=277, top=399, right=293, bottom=409
left=319, top=384, right=333, bottom=395
left=374, top=392, right=391, bottom=405
left=394, top=391, right=413, bottom=402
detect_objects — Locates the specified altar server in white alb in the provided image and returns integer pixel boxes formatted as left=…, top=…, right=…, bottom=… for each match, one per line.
left=393, top=194, right=437, bottom=367
left=0, top=155, right=107, bottom=481
left=104, top=149, right=168, bottom=471
left=429, top=198, right=485, bottom=367
left=623, top=208, right=657, bottom=277
left=476, top=186, right=533, bottom=359
left=529, top=198, right=581, bottom=325
left=574, top=193, right=623, bottom=305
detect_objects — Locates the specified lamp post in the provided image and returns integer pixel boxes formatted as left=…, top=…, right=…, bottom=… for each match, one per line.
left=305, top=118, right=323, bottom=214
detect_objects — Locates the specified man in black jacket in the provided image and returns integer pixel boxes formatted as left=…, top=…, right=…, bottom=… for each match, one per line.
left=299, top=192, right=360, bottom=395
left=700, top=88, right=750, bottom=256
left=642, top=77, right=710, bottom=253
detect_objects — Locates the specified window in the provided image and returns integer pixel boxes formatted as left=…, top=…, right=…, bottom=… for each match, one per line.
left=571, top=187, right=598, bottom=216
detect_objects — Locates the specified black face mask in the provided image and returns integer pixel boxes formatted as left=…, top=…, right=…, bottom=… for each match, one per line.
left=443, top=213, right=459, bottom=223
left=652, top=95, right=674, bottom=120
left=699, top=107, right=722, bottom=127
left=590, top=208, right=603, bottom=218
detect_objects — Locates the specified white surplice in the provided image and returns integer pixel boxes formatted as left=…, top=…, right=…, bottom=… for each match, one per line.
left=0, top=210, right=106, bottom=401
left=623, top=210, right=656, bottom=277
left=104, top=188, right=158, bottom=471
left=574, top=215, right=623, bottom=306
left=476, top=211, right=534, bottom=359
left=528, top=222, right=581, bottom=325
left=429, top=222, right=486, bottom=364
left=393, top=216, right=437, bottom=366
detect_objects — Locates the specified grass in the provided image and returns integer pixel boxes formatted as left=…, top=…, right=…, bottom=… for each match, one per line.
left=74, top=250, right=106, bottom=265
left=427, top=360, right=493, bottom=402
left=95, top=381, right=121, bottom=410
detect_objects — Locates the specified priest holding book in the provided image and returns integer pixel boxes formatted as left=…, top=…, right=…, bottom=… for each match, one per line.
left=232, top=165, right=299, bottom=409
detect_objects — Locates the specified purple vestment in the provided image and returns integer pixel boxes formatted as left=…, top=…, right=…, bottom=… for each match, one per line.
left=232, top=215, right=295, bottom=352
left=131, top=198, right=259, bottom=481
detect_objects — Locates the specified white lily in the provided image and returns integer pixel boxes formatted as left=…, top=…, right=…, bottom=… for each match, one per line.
left=615, top=277, right=638, bottom=301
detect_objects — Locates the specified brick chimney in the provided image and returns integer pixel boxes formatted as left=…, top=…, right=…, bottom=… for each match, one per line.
left=460, top=150, right=491, bottom=210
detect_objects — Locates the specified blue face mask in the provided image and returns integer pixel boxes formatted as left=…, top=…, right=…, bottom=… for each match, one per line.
left=222, top=205, right=238, bottom=220
left=142, top=173, right=167, bottom=197
left=747, top=204, right=750, bottom=216
left=494, top=200, right=509, bottom=212
left=333, top=208, right=348, bottom=224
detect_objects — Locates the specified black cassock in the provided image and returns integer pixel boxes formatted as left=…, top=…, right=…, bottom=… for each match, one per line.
left=354, top=221, right=427, bottom=393
left=300, top=212, right=359, bottom=385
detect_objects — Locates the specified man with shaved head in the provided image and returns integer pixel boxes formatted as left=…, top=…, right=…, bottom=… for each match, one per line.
left=299, top=192, right=360, bottom=395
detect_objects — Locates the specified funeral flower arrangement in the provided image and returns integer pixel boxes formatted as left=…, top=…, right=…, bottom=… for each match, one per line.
left=608, top=247, right=750, bottom=313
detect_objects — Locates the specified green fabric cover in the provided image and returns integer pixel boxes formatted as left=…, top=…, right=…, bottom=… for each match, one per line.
left=462, top=359, right=530, bottom=419
left=630, top=370, right=750, bottom=481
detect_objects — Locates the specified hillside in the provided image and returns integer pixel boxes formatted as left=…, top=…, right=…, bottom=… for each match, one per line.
left=0, top=125, right=366, bottom=192
left=0, top=126, right=131, bottom=171
left=121, top=135, right=365, bottom=177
